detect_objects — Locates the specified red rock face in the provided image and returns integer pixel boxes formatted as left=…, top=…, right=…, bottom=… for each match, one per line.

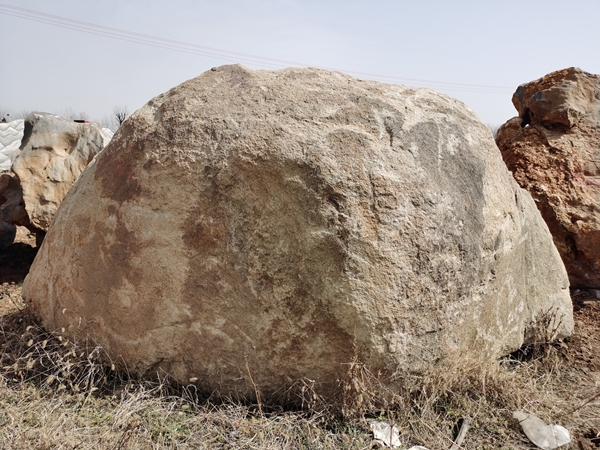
left=497, top=67, right=600, bottom=288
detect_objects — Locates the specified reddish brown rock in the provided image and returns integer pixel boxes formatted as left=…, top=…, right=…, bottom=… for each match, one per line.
left=496, top=67, right=600, bottom=288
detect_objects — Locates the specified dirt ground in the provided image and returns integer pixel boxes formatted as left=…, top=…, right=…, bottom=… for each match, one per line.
left=569, top=290, right=600, bottom=449
left=1, top=229, right=599, bottom=449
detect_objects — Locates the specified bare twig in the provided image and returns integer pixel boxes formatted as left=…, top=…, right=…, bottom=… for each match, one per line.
left=449, top=416, right=472, bottom=450
left=419, top=419, right=466, bottom=450
left=244, top=356, right=263, bottom=418
left=555, top=389, right=600, bottom=418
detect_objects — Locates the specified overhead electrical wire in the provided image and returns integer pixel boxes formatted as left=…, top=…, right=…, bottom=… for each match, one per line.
left=0, top=3, right=514, bottom=94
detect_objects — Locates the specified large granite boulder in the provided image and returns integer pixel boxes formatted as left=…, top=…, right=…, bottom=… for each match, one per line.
left=24, top=65, right=573, bottom=401
left=496, top=68, right=600, bottom=288
left=10, top=112, right=108, bottom=233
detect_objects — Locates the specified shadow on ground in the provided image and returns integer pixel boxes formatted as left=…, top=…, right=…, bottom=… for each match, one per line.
left=0, top=242, right=38, bottom=284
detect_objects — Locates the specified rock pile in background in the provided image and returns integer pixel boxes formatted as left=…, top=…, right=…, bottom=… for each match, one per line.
left=12, top=113, right=108, bottom=232
left=0, top=113, right=109, bottom=246
left=496, top=67, right=600, bottom=288
left=24, top=65, right=573, bottom=402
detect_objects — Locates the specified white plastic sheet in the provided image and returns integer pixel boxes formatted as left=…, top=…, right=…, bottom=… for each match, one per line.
left=513, top=411, right=571, bottom=449
left=370, top=421, right=402, bottom=449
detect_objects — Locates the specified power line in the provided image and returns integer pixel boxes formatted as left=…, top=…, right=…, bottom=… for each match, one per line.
left=0, top=3, right=514, bottom=94
left=0, top=8, right=286, bottom=69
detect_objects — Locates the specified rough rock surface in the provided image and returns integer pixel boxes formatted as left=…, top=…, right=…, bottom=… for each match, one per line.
left=496, top=67, right=600, bottom=288
left=24, top=65, right=573, bottom=400
left=10, top=112, right=107, bottom=232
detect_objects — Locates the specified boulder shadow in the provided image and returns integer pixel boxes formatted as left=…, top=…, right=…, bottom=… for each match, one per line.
left=0, top=242, right=38, bottom=284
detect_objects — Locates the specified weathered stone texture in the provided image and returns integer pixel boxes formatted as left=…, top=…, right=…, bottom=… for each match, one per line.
left=11, top=112, right=107, bottom=232
left=497, top=67, right=600, bottom=287
left=24, top=65, right=572, bottom=400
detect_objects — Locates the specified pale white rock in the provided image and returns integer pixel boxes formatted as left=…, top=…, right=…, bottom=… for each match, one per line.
left=23, top=65, right=573, bottom=402
left=102, top=127, right=114, bottom=144
left=10, top=112, right=106, bottom=231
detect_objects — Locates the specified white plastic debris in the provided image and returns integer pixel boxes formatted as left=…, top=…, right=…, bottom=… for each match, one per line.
left=407, top=446, right=430, bottom=450
left=370, top=421, right=402, bottom=449
left=513, top=411, right=571, bottom=449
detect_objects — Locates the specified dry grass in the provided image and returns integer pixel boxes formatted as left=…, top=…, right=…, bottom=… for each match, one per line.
left=1, top=290, right=598, bottom=450
left=0, top=295, right=370, bottom=449
left=1, top=236, right=599, bottom=449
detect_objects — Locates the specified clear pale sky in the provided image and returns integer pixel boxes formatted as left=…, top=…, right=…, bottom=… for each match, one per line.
left=1, top=0, right=598, bottom=127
